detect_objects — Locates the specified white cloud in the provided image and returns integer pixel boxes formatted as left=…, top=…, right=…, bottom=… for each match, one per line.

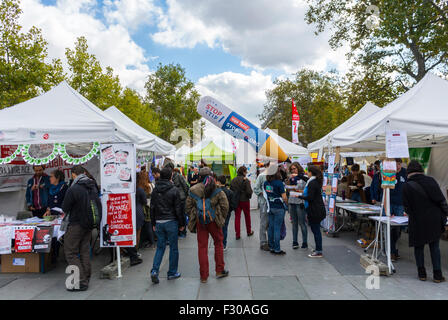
left=103, top=0, right=161, bottom=31
left=196, top=71, right=274, bottom=126
left=151, top=0, right=349, bottom=74
left=19, top=0, right=151, bottom=92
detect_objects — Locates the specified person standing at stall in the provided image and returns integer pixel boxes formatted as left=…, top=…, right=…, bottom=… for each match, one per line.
left=287, top=162, right=309, bottom=249
left=299, top=165, right=326, bottom=258
left=346, top=164, right=366, bottom=202
left=263, top=167, right=288, bottom=255
left=230, top=166, right=254, bottom=240
left=26, top=165, right=51, bottom=218
left=62, top=165, right=101, bottom=291
left=403, top=160, right=448, bottom=283
left=254, top=162, right=271, bottom=251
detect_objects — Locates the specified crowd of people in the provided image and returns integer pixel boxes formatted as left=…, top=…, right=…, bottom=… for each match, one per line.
left=22, top=155, right=448, bottom=291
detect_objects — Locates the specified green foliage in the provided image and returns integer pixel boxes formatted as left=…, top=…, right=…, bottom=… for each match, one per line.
left=0, top=0, right=65, bottom=109
left=260, top=69, right=349, bottom=146
left=305, top=0, right=448, bottom=83
left=144, top=63, right=202, bottom=142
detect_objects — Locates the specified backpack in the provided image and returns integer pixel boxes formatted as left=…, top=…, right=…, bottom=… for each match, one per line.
left=80, top=185, right=101, bottom=230
left=190, top=189, right=222, bottom=225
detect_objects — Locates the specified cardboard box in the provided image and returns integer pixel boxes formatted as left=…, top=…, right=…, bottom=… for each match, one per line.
left=1, top=252, right=53, bottom=273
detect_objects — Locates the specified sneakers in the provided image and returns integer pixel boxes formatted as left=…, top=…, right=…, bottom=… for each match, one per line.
left=67, top=284, right=88, bottom=292
left=223, top=245, right=228, bottom=252
left=308, top=252, right=323, bottom=258
left=301, top=243, right=308, bottom=249
left=292, top=243, right=299, bottom=250
left=247, top=231, right=254, bottom=237
left=271, top=250, right=286, bottom=255
left=418, top=267, right=427, bottom=281
left=236, top=236, right=241, bottom=240
left=260, top=243, right=270, bottom=251
left=391, top=254, right=398, bottom=262
left=216, top=270, right=230, bottom=279
left=168, top=272, right=181, bottom=280
left=201, top=278, right=208, bottom=283
left=130, top=257, right=143, bottom=266
left=151, top=271, right=159, bottom=284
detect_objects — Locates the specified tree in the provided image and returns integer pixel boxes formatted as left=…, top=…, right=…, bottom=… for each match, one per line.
left=306, top=0, right=448, bottom=85
left=118, top=88, right=161, bottom=136
left=144, top=63, right=202, bottom=142
left=65, top=36, right=122, bottom=110
left=0, top=0, right=64, bottom=109
left=260, top=69, right=349, bottom=146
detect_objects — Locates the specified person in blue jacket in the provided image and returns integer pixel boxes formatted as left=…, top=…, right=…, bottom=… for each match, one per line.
left=26, top=165, right=51, bottom=218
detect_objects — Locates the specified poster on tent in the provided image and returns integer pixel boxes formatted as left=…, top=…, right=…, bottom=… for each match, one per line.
left=100, top=143, right=136, bottom=194
left=0, top=226, right=12, bottom=255
left=386, top=130, right=409, bottom=159
left=100, top=193, right=136, bottom=248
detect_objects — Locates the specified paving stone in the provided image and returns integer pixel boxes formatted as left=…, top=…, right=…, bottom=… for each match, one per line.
left=197, top=276, right=252, bottom=300
left=298, top=274, right=366, bottom=300
left=250, top=276, right=309, bottom=300
left=142, top=277, right=200, bottom=300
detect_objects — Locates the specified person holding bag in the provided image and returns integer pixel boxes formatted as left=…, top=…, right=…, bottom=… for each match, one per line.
left=403, top=160, right=448, bottom=283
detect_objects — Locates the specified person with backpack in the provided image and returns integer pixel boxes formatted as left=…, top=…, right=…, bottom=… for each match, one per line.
left=230, top=166, right=254, bottom=240
left=150, top=167, right=185, bottom=284
left=402, top=160, right=448, bottom=283
left=253, top=161, right=270, bottom=251
left=186, top=167, right=230, bottom=283
left=263, top=167, right=288, bottom=255
left=216, top=175, right=235, bottom=251
left=62, top=165, right=102, bottom=291
left=298, top=165, right=327, bottom=258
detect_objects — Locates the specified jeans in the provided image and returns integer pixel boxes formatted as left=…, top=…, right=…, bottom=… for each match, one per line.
left=351, top=191, right=361, bottom=202
left=197, top=221, right=225, bottom=280
left=290, top=204, right=308, bottom=245
left=258, top=196, right=269, bottom=246
left=390, top=205, right=404, bottom=255
left=414, top=241, right=442, bottom=271
left=235, top=201, right=252, bottom=238
left=268, top=207, right=286, bottom=252
left=151, top=220, right=179, bottom=277
left=179, top=199, right=187, bottom=236
left=309, top=223, right=323, bottom=253
left=222, top=212, right=231, bottom=247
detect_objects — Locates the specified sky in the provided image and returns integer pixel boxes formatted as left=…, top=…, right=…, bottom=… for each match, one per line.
left=19, top=0, right=348, bottom=130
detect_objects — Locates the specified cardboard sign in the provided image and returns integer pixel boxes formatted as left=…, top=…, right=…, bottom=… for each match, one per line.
left=14, top=228, right=35, bottom=253
left=100, top=193, right=136, bottom=248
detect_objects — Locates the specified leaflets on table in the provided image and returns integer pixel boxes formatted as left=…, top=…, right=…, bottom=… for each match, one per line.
left=100, top=193, right=136, bottom=248
left=33, top=225, right=53, bottom=253
left=386, top=130, right=409, bottom=159
left=100, top=143, right=136, bottom=194
left=0, top=226, right=12, bottom=255
left=14, top=227, right=35, bottom=253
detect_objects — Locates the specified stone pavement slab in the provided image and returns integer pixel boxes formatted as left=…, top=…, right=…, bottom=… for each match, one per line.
left=250, top=276, right=309, bottom=300
left=197, top=276, right=252, bottom=300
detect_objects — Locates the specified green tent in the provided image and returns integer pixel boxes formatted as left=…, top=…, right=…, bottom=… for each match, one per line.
left=186, top=141, right=235, bottom=164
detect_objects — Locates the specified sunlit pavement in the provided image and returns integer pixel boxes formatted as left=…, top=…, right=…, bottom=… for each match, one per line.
left=2, top=209, right=448, bottom=300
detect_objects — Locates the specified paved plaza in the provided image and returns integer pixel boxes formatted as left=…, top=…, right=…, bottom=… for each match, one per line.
left=1, top=209, right=448, bottom=300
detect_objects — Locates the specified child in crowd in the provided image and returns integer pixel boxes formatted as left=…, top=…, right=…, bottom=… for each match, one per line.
left=216, top=175, right=235, bottom=251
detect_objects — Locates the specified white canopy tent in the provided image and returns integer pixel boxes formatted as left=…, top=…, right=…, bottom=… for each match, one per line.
left=264, top=128, right=309, bottom=157
left=307, top=102, right=380, bottom=151
left=329, top=73, right=448, bottom=149
left=0, top=81, right=116, bottom=145
left=104, top=106, right=175, bottom=156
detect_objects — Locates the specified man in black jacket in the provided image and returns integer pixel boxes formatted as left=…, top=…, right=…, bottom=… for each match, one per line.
left=150, top=167, right=185, bottom=284
left=62, top=165, right=101, bottom=292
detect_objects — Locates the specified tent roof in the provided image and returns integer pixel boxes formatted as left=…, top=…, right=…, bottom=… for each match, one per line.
left=265, top=128, right=309, bottom=157
left=185, top=140, right=235, bottom=163
left=104, top=106, right=175, bottom=156
left=307, top=102, right=380, bottom=151
left=330, top=73, right=448, bottom=149
left=0, top=81, right=116, bottom=145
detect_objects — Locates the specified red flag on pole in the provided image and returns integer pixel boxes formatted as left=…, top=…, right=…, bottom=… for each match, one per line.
left=292, top=99, right=300, bottom=143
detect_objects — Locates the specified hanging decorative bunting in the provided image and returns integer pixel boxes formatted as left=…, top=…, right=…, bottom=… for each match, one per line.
left=21, top=143, right=59, bottom=166
left=59, top=142, right=100, bottom=165
left=0, top=145, right=24, bottom=165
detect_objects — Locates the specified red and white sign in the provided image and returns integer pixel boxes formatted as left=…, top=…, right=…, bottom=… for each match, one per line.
left=292, top=99, right=300, bottom=144
left=0, top=145, right=25, bottom=165
left=100, top=193, right=136, bottom=247
left=14, top=228, right=35, bottom=253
